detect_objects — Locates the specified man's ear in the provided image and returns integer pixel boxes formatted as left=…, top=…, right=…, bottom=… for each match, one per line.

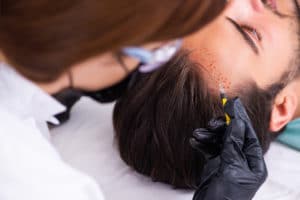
left=269, top=84, right=298, bottom=132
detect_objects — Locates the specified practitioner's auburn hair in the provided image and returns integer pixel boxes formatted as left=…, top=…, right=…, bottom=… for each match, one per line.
left=0, top=0, right=225, bottom=82
left=113, top=50, right=284, bottom=189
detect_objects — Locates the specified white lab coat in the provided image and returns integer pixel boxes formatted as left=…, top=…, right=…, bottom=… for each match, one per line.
left=0, top=62, right=105, bottom=200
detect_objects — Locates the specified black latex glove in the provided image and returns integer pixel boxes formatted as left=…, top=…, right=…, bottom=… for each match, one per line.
left=192, top=98, right=267, bottom=200
left=190, top=117, right=226, bottom=160
left=52, top=89, right=83, bottom=125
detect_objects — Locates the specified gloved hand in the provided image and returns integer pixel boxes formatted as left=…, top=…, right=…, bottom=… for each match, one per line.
left=191, top=98, right=267, bottom=200
left=190, top=117, right=226, bottom=160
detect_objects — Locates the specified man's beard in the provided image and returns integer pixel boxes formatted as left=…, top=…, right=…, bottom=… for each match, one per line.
left=113, top=50, right=284, bottom=189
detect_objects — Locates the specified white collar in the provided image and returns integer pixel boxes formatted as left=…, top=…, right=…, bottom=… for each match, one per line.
left=0, top=62, right=66, bottom=125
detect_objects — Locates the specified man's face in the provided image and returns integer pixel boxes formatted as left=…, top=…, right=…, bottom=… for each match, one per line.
left=184, top=0, right=299, bottom=92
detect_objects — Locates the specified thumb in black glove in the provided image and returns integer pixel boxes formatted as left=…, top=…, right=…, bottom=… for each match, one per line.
left=190, top=117, right=226, bottom=160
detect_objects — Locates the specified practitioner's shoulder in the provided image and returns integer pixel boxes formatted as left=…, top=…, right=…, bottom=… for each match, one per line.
left=0, top=106, right=43, bottom=142
left=0, top=106, right=106, bottom=200
left=0, top=106, right=22, bottom=128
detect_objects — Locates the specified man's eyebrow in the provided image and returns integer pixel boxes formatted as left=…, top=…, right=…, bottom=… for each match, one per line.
left=226, top=17, right=259, bottom=55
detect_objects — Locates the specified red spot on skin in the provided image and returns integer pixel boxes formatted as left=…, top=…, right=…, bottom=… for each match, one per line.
left=188, top=48, right=232, bottom=91
left=206, top=63, right=231, bottom=91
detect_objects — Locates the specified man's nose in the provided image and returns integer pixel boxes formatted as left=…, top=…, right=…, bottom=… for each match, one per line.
left=225, top=0, right=265, bottom=19
left=250, top=0, right=265, bottom=12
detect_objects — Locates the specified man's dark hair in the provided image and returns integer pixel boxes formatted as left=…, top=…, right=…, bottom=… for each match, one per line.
left=113, top=50, right=285, bottom=189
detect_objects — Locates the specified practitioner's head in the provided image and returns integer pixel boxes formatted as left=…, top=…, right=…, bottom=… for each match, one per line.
left=113, top=0, right=300, bottom=189
left=0, top=0, right=225, bottom=92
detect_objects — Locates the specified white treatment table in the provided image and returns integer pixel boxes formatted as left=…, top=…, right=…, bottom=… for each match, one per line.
left=51, top=97, right=300, bottom=200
